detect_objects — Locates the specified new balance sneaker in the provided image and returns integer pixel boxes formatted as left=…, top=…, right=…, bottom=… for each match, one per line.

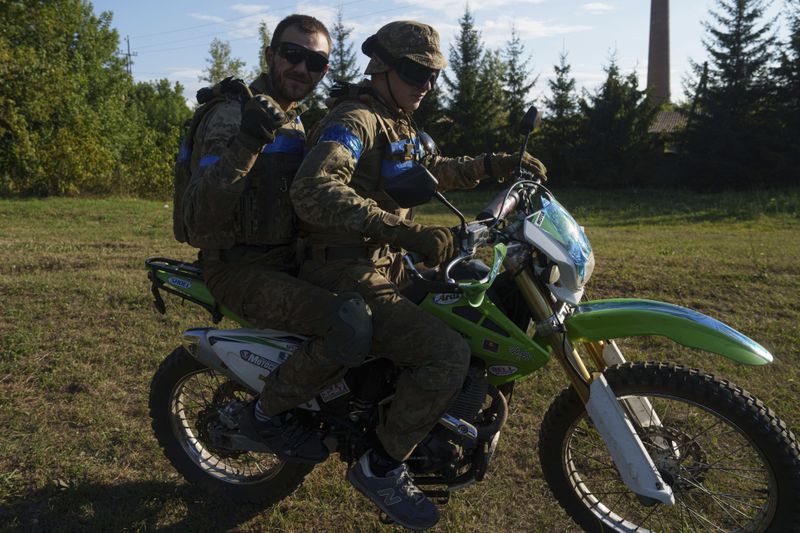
left=347, top=450, right=439, bottom=530
left=238, top=401, right=329, bottom=463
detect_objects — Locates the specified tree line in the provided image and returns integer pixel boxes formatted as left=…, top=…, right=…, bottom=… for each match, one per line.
left=1, top=0, right=797, bottom=197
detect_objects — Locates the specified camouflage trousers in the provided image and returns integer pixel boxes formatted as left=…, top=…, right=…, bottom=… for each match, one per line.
left=296, top=254, right=471, bottom=462
left=201, top=246, right=340, bottom=415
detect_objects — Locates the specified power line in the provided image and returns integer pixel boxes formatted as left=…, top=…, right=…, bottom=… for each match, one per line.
left=132, top=0, right=370, bottom=40
left=135, top=29, right=238, bottom=51
left=134, top=3, right=409, bottom=56
left=137, top=34, right=256, bottom=55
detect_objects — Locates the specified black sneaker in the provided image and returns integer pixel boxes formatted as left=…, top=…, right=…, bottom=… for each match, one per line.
left=347, top=451, right=439, bottom=530
left=238, top=401, right=329, bottom=464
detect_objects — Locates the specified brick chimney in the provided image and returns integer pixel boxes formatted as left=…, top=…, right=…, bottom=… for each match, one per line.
left=647, top=0, right=670, bottom=105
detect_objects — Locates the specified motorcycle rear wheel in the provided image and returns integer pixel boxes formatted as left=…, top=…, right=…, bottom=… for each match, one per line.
left=149, top=347, right=314, bottom=504
left=539, top=362, right=800, bottom=532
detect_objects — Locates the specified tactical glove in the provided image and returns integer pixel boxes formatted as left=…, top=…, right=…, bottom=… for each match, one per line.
left=238, top=94, right=288, bottom=151
left=391, top=223, right=455, bottom=268
left=488, top=152, right=548, bottom=182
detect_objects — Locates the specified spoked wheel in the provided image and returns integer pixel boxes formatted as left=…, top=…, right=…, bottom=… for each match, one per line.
left=149, top=347, right=313, bottom=503
left=539, top=362, right=800, bottom=532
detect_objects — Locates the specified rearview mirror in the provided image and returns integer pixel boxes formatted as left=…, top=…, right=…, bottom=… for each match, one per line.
left=383, top=165, right=439, bottom=208
left=418, top=131, right=439, bottom=157
left=519, top=106, right=542, bottom=136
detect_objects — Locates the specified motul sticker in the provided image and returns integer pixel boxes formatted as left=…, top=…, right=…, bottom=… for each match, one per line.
left=433, top=293, right=462, bottom=305
left=319, top=380, right=350, bottom=402
left=168, top=277, right=192, bottom=289
left=489, top=365, right=518, bottom=376
left=239, top=350, right=279, bottom=372
left=534, top=211, right=546, bottom=227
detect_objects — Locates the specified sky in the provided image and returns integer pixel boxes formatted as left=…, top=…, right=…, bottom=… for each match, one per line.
left=92, top=0, right=790, bottom=108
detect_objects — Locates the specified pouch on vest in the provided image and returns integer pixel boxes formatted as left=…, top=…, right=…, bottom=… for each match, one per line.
left=172, top=77, right=252, bottom=243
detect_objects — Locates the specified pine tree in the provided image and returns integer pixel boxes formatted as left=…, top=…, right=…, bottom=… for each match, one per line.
left=502, top=26, right=537, bottom=144
left=252, top=21, right=271, bottom=79
left=477, top=49, right=510, bottom=152
left=199, top=38, right=247, bottom=84
left=300, top=86, right=328, bottom=132
left=576, top=56, right=658, bottom=188
left=442, top=6, right=485, bottom=155
left=684, top=0, right=777, bottom=187
left=772, top=7, right=800, bottom=181
left=327, top=8, right=360, bottom=85
left=540, top=51, right=582, bottom=183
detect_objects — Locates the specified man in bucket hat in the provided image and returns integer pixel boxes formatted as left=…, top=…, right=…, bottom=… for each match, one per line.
left=288, top=21, right=548, bottom=529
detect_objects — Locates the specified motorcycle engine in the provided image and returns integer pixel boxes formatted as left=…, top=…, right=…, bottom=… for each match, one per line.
left=408, top=366, right=489, bottom=476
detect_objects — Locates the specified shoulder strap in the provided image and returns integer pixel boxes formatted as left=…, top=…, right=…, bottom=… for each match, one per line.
left=184, top=77, right=253, bottom=155
left=327, top=81, right=397, bottom=145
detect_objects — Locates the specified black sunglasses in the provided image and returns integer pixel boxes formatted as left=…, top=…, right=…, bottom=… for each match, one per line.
left=276, top=42, right=329, bottom=73
left=395, top=58, right=439, bottom=89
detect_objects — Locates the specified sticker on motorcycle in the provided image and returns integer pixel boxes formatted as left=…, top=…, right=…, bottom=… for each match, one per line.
left=319, top=380, right=350, bottom=403
left=239, top=350, right=279, bottom=372
left=482, top=339, right=500, bottom=353
left=433, top=293, right=462, bottom=305
left=509, top=346, right=532, bottom=360
left=489, top=365, right=518, bottom=376
left=168, top=277, right=192, bottom=289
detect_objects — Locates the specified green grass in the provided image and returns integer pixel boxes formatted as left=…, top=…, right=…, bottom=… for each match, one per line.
left=1, top=189, right=799, bottom=532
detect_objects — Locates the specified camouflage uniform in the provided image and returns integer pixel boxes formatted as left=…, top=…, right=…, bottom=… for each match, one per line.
left=182, top=73, right=342, bottom=416
left=288, top=74, right=503, bottom=460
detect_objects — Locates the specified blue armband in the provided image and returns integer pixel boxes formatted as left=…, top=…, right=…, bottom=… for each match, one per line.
left=318, top=124, right=363, bottom=161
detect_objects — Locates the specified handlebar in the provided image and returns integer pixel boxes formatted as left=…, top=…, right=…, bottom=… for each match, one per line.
left=476, top=189, right=520, bottom=222
left=404, top=177, right=542, bottom=292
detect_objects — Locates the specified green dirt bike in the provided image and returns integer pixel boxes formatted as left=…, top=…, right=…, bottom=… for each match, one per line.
left=146, top=107, right=800, bottom=531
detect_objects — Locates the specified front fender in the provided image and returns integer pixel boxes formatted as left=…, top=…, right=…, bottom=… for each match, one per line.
left=565, top=298, right=773, bottom=365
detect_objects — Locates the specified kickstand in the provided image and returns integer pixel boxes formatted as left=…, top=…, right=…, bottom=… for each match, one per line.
left=377, top=509, right=396, bottom=526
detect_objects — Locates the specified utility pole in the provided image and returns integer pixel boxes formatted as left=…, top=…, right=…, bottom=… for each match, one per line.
left=122, top=35, right=138, bottom=76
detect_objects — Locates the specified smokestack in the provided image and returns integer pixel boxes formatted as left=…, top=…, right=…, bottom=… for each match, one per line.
left=647, top=0, right=670, bottom=105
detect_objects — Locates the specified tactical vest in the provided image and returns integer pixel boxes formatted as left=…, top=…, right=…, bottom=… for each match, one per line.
left=174, top=77, right=306, bottom=249
left=313, top=81, right=428, bottom=227
left=172, top=77, right=251, bottom=243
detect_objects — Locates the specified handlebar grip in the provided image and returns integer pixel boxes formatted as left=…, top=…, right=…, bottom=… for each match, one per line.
left=476, top=189, right=520, bottom=222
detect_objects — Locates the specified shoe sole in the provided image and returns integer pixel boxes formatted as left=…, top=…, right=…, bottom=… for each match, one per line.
left=237, top=413, right=329, bottom=464
left=346, top=468, right=438, bottom=531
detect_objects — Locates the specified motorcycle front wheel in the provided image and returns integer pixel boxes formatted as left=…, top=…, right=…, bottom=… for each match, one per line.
left=149, top=347, right=314, bottom=504
left=539, top=362, right=800, bottom=532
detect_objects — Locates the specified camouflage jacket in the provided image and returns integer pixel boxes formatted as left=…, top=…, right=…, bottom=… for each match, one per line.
left=291, top=81, right=489, bottom=249
left=182, top=73, right=305, bottom=251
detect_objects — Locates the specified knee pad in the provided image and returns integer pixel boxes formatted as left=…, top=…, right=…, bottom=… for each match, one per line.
left=323, top=292, right=373, bottom=367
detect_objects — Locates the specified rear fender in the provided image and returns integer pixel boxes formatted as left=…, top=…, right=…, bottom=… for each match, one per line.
left=565, top=298, right=772, bottom=365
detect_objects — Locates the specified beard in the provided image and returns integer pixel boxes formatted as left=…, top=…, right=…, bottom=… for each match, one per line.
left=269, top=60, right=316, bottom=103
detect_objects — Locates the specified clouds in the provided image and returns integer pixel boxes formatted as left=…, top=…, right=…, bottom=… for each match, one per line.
left=581, top=3, right=615, bottom=15
left=479, top=16, right=592, bottom=46
left=396, top=0, right=545, bottom=15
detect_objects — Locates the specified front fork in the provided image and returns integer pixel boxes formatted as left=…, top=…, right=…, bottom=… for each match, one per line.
left=508, top=259, right=675, bottom=505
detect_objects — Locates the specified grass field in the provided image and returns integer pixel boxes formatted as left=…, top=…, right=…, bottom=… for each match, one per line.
left=1, top=188, right=799, bottom=532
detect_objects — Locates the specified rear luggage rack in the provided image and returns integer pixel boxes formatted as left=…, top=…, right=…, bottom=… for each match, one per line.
left=145, top=257, right=223, bottom=323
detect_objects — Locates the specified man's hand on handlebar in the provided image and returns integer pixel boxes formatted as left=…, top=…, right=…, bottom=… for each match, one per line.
left=488, top=152, right=548, bottom=183
left=391, top=223, right=455, bottom=268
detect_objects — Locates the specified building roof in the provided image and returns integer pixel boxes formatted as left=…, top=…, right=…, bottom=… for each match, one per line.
left=649, top=109, right=688, bottom=134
